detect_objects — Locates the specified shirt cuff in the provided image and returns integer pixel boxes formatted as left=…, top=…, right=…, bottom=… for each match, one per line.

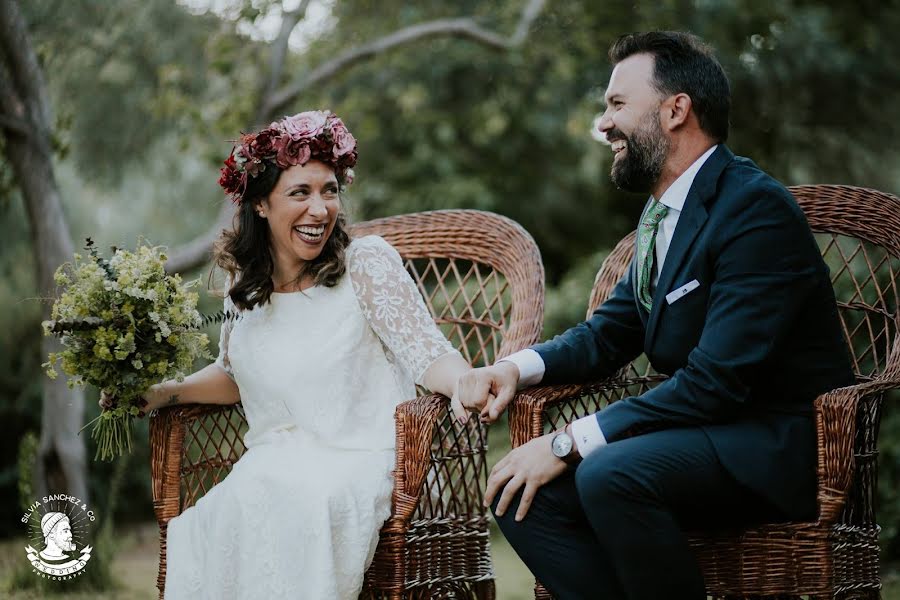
left=498, top=349, right=545, bottom=390
left=570, top=414, right=608, bottom=458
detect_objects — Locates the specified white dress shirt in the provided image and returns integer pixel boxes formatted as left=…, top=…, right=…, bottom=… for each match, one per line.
left=502, top=145, right=718, bottom=457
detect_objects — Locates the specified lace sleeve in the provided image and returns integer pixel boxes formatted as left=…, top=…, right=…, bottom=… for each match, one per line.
left=213, top=281, right=237, bottom=381
left=349, top=236, right=460, bottom=386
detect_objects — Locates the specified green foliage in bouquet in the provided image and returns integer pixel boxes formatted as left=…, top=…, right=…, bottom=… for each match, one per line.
left=42, top=239, right=212, bottom=460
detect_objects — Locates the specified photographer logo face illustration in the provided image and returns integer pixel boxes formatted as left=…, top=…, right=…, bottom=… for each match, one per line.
left=22, top=493, right=95, bottom=580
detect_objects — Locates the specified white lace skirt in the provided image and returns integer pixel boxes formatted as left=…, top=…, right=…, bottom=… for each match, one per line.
left=164, top=427, right=394, bottom=600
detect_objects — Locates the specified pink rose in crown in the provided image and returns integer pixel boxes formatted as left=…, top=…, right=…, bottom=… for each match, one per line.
left=276, top=138, right=312, bottom=168
left=329, top=119, right=357, bottom=158
left=282, top=111, right=328, bottom=140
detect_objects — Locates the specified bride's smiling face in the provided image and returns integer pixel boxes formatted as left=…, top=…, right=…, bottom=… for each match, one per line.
left=257, top=160, right=341, bottom=268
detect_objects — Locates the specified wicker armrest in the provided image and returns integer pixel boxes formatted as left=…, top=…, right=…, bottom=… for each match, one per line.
left=368, top=393, right=493, bottom=592
left=365, top=394, right=447, bottom=591
left=389, top=391, right=491, bottom=517
left=507, top=376, right=668, bottom=448
left=814, top=377, right=900, bottom=524
left=391, top=393, right=449, bottom=520
left=149, top=403, right=244, bottom=525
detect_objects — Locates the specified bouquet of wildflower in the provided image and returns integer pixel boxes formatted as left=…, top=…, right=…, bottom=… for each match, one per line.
left=42, top=238, right=212, bottom=461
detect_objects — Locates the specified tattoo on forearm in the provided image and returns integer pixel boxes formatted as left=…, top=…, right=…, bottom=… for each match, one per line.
left=166, top=394, right=180, bottom=406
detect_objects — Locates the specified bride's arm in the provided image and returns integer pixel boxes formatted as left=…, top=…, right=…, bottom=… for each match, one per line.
left=100, top=363, right=240, bottom=413
left=420, top=352, right=473, bottom=423
left=140, top=279, right=241, bottom=411
left=348, top=236, right=472, bottom=420
left=421, top=352, right=470, bottom=399
left=143, top=363, right=240, bottom=410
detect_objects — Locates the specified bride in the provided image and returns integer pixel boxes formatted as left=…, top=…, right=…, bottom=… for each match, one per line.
left=108, top=111, right=472, bottom=598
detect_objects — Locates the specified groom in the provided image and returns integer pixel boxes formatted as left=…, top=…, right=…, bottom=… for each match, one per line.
left=456, top=31, right=854, bottom=599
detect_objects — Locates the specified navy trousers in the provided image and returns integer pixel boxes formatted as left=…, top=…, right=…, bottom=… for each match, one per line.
left=492, top=427, right=813, bottom=600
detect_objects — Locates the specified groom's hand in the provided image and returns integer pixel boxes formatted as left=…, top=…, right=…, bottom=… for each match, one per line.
left=455, top=361, right=519, bottom=424
left=484, top=433, right=568, bottom=522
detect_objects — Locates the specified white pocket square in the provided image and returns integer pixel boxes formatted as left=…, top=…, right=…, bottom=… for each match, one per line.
left=666, top=279, right=700, bottom=305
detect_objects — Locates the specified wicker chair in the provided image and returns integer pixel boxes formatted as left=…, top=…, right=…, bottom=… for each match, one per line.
left=508, top=185, right=900, bottom=599
left=150, top=209, right=545, bottom=599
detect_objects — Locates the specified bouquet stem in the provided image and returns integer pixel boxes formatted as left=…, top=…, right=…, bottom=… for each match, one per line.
left=90, top=411, right=136, bottom=462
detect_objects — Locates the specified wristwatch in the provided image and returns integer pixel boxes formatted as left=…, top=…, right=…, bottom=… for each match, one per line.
left=551, top=427, right=581, bottom=465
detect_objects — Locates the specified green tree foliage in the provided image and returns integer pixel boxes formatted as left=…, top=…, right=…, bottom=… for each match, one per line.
left=22, top=0, right=252, bottom=182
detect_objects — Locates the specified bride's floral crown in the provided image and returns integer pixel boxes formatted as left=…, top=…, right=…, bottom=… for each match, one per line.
left=218, top=110, right=358, bottom=203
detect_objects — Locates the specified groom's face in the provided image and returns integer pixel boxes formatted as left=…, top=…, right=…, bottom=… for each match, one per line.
left=597, top=53, right=670, bottom=193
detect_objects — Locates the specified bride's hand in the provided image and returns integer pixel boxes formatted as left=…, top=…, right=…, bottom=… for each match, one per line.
left=98, top=390, right=117, bottom=411
left=98, top=390, right=150, bottom=418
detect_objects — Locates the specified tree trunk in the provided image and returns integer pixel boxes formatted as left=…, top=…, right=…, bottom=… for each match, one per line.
left=4, top=134, right=88, bottom=502
left=1, top=0, right=88, bottom=502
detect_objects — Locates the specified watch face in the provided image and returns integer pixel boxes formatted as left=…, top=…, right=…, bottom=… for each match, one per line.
left=552, top=433, right=573, bottom=458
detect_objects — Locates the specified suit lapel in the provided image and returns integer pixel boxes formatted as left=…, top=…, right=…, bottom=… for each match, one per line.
left=645, top=145, right=734, bottom=345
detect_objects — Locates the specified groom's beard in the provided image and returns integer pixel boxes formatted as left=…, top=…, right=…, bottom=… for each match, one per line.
left=609, top=113, right=669, bottom=193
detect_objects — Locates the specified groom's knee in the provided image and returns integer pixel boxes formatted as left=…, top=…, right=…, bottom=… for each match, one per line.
left=574, top=448, right=647, bottom=518
left=490, top=473, right=581, bottom=545
left=489, top=481, right=570, bottom=550
left=490, top=488, right=523, bottom=529
left=489, top=488, right=533, bottom=553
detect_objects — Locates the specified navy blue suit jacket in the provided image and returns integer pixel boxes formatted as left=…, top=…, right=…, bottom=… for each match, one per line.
left=533, top=145, right=854, bottom=516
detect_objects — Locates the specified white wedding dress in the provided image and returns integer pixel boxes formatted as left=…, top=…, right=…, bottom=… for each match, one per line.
left=164, top=235, right=459, bottom=600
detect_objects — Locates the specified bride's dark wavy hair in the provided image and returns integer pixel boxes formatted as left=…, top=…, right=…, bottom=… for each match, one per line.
left=212, top=159, right=351, bottom=311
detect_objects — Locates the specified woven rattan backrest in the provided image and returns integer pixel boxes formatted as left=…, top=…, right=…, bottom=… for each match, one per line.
left=790, top=186, right=900, bottom=382
left=178, top=210, right=544, bottom=512
left=588, top=185, right=900, bottom=386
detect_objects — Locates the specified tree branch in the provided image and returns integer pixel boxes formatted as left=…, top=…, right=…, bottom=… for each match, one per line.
left=258, top=0, right=312, bottom=122
left=511, top=0, right=546, bottom=46
left=165, top=0, right=547, bottom=275
left=263, top=0, right=547, bottom=120
left=164, top=203, right=235, bottom=275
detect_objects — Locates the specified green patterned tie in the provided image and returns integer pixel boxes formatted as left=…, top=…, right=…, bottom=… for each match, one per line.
left=637, top=198, right=669, bottom=312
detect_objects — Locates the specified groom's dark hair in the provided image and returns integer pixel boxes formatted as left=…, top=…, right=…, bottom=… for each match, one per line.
left=609, top=31, right=731, bottom=142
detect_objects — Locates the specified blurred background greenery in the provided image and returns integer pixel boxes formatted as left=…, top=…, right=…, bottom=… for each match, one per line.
left=2, top=0, right=899, bottom=597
